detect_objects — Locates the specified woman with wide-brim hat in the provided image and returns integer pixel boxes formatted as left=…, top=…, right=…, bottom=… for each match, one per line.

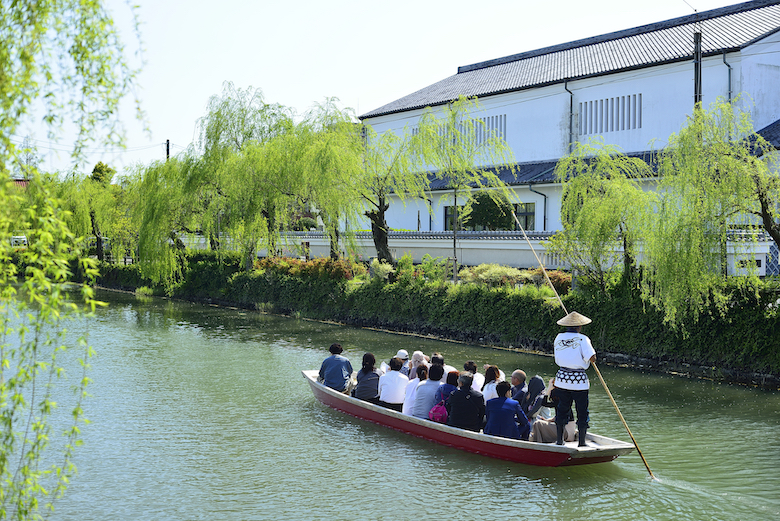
left=550, top=311, right=596, bottom=446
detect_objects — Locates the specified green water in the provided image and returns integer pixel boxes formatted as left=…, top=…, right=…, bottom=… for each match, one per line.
left=51, top=290, right=779, bottom=520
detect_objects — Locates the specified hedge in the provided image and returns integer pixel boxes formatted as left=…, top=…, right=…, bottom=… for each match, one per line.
left=91, top=252, right=780, bottom=378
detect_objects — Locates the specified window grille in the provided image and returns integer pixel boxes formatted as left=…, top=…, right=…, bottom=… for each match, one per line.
left=579, top=94, right=642, bottom=135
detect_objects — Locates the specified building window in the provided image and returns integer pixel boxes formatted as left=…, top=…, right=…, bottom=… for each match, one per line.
left=444, top=205, right=464, bottom=231
left=444, top=202, right=534, bottom=231
left=475, top=114, right=507, bottom=144
left=579, top=93, right=642, bottom=135
left=514, top=202, right=535, bottom=231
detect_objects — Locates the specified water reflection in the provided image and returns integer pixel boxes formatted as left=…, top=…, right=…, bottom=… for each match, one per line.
left=51, top=290, right=780, bottom=521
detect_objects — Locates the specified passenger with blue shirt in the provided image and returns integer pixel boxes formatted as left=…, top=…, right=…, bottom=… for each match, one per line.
left=318, top=343, right=353, bottom=393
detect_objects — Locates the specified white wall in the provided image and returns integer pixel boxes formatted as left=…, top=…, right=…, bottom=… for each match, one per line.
left=740, top=30, right=780, bottom=130
left=361, top=37, right=778, bottom=238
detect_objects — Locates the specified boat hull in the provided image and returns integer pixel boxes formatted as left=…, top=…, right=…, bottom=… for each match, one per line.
left=303, top=370, right=634, bottom=467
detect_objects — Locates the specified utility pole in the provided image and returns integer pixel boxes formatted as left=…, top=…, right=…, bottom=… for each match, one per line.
left=166, top=139, right=170, bottom=160
left=694, top=31, right=702, bottom=106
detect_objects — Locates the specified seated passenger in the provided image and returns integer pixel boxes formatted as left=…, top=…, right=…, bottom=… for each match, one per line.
left=510, top=369, right=527, bottom=402
left=353, top=353, right=382, bottom=404
left=484, top=381, right=530, bottom=440
left=412, top=364, right=445, bottom=419
left=464, top=361, right=484, bottom=391
left=318, top=343, right=353, bottom=393
left=434, top=370, right=459, bottom=404
left=403, top=365, right=427, bottom=415
left=481, top=365, right=503, bottom=401
left=378, top=357, right=409, bottom=412
left=395, top=349, right=410, bottom=376
left=530, top=379, right=575, bottom=443
left=521, top=375, right=547, bottom=423
left=430, top=352, right=457, bottom=375
left=530, top=414, right=576, bottom=443
left=483, top=363, right=506, bottom=381
left=408, top=350, right=429, bottom=379
left=446, top=372, right=485, bottom=432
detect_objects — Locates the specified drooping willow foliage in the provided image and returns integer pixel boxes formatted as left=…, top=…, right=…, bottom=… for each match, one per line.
left=1, top=177, right=100, bottom=519
left=641, top=99, right=778, bottom=324
left=553, top=99, right=780, bottom=327
left=549, top=141, right=654, bottom=292
left=416, top=96, right=517, bottom=279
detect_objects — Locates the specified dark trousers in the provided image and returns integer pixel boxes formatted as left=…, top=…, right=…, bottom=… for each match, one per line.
left=551, top=387, right=589, bottom=430
left=378, top=400, right=403, bottom=412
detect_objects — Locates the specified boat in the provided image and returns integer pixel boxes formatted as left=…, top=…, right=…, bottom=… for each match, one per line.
left=302, top=370, right=635, bottom=467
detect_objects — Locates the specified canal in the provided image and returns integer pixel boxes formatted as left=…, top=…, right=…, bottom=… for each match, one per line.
left=52, top=290, right=779, bottom=520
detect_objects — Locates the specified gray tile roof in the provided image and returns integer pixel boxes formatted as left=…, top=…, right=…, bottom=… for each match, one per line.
left=757, top=118, right=780, bottom=149
left=425, top=150, right=659, bottom=190
left=361, top=0, right=780, bottom=119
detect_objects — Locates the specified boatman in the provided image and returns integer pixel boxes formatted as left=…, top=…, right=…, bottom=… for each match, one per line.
left=551, top=311, right=596, bottom=447
left=319, top=343, right=353, bottom=393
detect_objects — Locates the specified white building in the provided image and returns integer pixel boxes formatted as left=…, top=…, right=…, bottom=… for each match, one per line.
left=306, top=1, right=780, bottom=274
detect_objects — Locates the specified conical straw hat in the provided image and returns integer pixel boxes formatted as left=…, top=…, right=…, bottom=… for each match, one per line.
left=557, top=311, right=592, bottom=327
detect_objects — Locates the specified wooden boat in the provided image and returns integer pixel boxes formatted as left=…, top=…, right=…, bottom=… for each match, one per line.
left=303, top=370, right=635, bottom=467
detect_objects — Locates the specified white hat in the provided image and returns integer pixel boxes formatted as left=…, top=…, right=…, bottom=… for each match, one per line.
left=395, top=349, right=409, bottom=360
left=410, top=351, right=426, bottom=364
left=557, top=311, right=592, bottom=327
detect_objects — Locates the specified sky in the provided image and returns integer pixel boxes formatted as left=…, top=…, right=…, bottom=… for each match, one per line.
left=13, top=0, right=740, bottom=175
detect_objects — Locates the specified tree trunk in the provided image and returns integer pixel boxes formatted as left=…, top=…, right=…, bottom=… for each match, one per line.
left=756, top=181, right=780, bottom=249
left=366, top=197, right=393, bottom=264
left=452, top=190, right=459, bottom=282
left=329, top=228, right=340, bottom=260
left=168, top=231, right=186, bottom=251
left=245, top=244, right=256, bottom=271
left=622, top=233, right=635, bottom=284
left=90, top=209, right=104, bottom=262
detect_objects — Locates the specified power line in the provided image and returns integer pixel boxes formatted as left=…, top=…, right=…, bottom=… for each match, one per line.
left=9, top=134, right=191, bottom=154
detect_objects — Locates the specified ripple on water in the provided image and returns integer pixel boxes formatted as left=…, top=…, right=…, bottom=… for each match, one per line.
left=52, top=292, right=780, bottom=521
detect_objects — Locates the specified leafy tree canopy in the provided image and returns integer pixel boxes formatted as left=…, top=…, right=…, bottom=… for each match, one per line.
left=0, top=0, right=143, bottom=172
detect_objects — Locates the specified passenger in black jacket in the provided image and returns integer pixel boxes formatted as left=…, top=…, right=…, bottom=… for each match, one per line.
left=446, top=372, right=485, bottom=432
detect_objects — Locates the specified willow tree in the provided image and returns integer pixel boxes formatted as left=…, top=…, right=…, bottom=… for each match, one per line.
left=1, top=176, right=101, bottom=519
left=547, top=142, right=654, bottom=292
left=55, top=169, right=113, bottom=262
left=1, top=4, right=140, bottom=512
left=216, top=120, right=307, bottom=269
left=191, top=82, right=293, bottom=251
left=416, top=96, right=516, bottom=279
left=303, top=99, right=364, bottom=260
left=360, top=125, right=430, bottom=264
left=642, top=99, right=778, bottom=324
left=134, top=158, right=197, bottom=290
left=0, top=1, right=142, bottom=172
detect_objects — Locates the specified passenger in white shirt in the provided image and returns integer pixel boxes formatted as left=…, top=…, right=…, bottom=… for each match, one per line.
left=402, top=365, right=427, bottom=415
left=481, top=365, right=504, bottom=401
left=378, top=357, right=409, bottom=412
left=464, top=361, right=485, bottom=392
left=430, top=352, right=457, bottom=376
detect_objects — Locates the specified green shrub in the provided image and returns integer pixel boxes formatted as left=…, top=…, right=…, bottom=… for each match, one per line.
left=529, top=268, right=572, bottom=295
left=370, top=258, right=395, bottom=281
left=255, top=256, right=364, bottom=281
left=418, top=254, right=450, bottom=283
left=458, top=263, right=531, bottom=287
left=85, top=252, right=780, bottom=374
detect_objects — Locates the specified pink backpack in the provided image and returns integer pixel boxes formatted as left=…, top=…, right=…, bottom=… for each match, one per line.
left=428, top=400, right=448, bottom=423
